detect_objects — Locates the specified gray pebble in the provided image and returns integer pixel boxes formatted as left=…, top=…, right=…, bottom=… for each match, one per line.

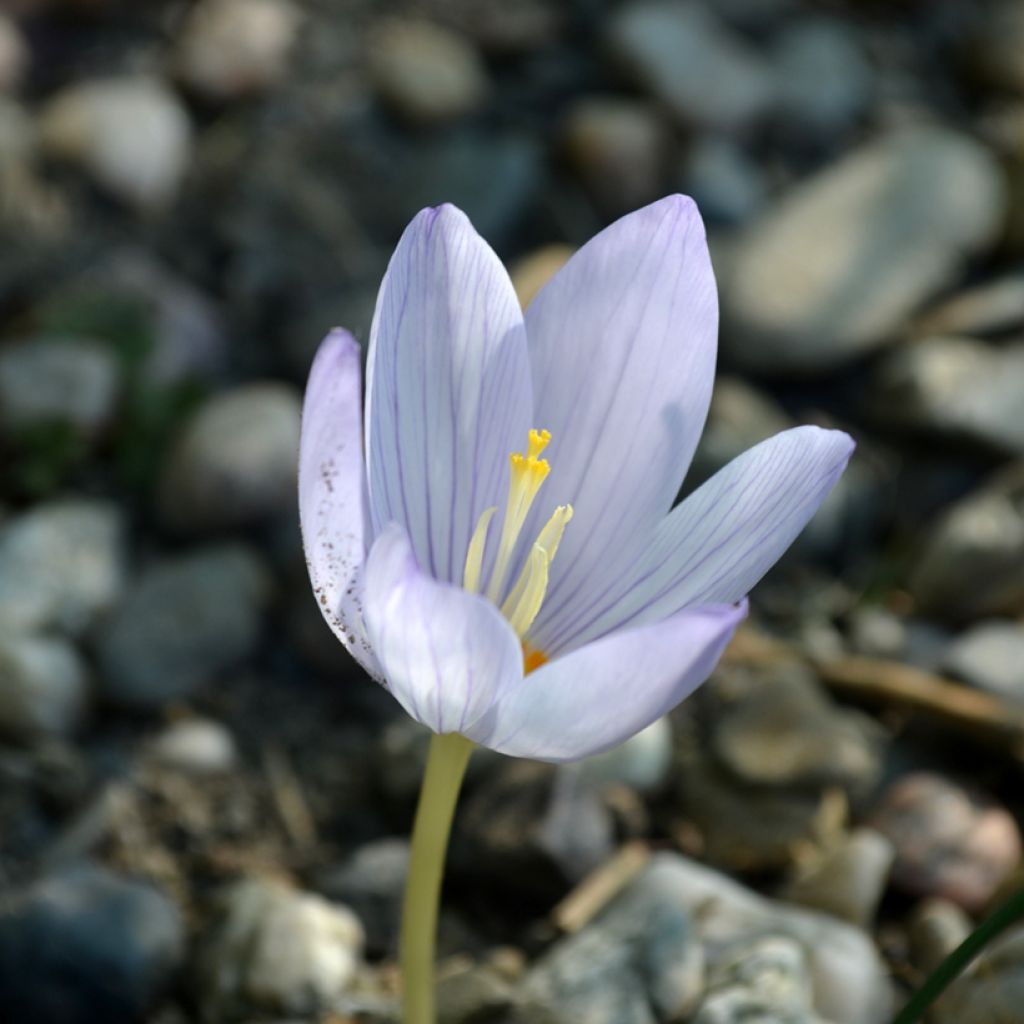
left=870, top=772, right=1021, bottom=913
left=941, top=620, right=1024, bottom=701
left=874, top=337, right=1024, bottom=457
left=0, top=335, right=119, bottom=440
left=771, top=18, right=873, bottom=136
left=317, top=838, right=409, bottom=956
left=561, top=96, right=669, bottom=216
left=0, top=633, right=89, bottom=740
left=911, top=468, right=1024, bottom=620
left=368, top=18, right=488, bottom=125
left=711, top=666, right=883, bottom=794
left=606, top=0, right=776, bottom=132
left=173, top=0, right=301, bottom=101
left=158, top=383, right=302, bottom=534
left=781, top=828, right=895, bottom=928
left=679, top=138, right=768, bottom=227
left=0, top=500, right=125, bottom=636
left=147, top=718, right=237, bottom=775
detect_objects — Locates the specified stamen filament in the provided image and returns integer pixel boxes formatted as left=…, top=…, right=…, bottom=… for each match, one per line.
left=500, top=505, right=573, bottom=639
left=503, top=544, right=549, bottom=638
left=462, top=506, right=496, bottom=594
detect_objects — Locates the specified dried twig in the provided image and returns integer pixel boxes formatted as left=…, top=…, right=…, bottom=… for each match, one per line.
left=551, top=841, right=651, bottom=933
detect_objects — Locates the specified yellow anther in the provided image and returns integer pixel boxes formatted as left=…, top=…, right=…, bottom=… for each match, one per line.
left=463, top=506, right=497, bottom=594
left=527, top=428, right=551, bottom=460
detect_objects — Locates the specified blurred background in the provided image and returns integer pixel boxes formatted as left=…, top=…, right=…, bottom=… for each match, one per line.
left=0, top=0, right=1023, bottom=1022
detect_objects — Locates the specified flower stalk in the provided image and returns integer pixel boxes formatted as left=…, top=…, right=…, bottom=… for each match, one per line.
left=400, top=731, right=474, bottom=1024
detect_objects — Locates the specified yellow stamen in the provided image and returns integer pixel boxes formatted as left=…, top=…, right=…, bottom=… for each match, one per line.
left=486, top=431, right=553, bottom=604
left=466, top=430, right=571, bottom=660
left=500, top=504, right=573, bottom=623
left=503, top=544, right=549, bottom=637
left=463, top=506, right=497, bottom=594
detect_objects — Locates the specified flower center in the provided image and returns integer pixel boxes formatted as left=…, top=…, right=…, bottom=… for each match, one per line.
left=462, top=429, right=572, bottom=663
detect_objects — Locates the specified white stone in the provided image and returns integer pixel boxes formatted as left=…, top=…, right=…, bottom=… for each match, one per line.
left=39, top=77, right=192, bottom=210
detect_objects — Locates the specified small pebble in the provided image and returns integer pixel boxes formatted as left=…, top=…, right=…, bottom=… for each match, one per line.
left=158, top=383, right=302, bottom=534
left=907, top=898, right=972, bottom=975
left=941, top=620, right=1024, bottom=702
left=0, top=633, right=89, bottom=741
left=606, top=0, right=776, bottom=132
left=870, top=772, right=1022, bottom=913
left=39, top=77, right=193, bottom=211
left=317, top=838, right=409, bottom=956
left=561, top=96, right=669, bottom=215
left=173, top=0, right=302, bottom=100
left=911, top=471, right=1024, bottom=620
left=0, top=335, right=119, bottom=440
left=368, top=18, right=488, bottom=125
left=148, top=718, right=237, bottom=775
left=0, top=500, right=125, bottom=636
left=781, top=828, right=895, bottom=928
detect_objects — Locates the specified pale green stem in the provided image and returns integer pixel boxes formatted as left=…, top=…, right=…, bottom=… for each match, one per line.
left=400, top=731, right=474, bottom=1024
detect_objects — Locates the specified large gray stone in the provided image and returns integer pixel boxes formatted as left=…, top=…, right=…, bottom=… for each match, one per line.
left=722, top=127, right=1006, bottom=373
left=96, top=545, right=271, bottom=709
left=0, top=865, right=183, bottom=1024
left=520, top=856, right=705, bottom=1024
left=627, top=855, right=893, bottom=1024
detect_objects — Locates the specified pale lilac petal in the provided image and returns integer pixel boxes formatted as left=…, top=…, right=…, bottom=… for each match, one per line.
left=522, top=195, right=719, bottom=630
left=299, top=329, right=381, bottom=678
left=466, top=601, right=746, bottom=762
left=536, top=426, right=854, bottom=653
left=365, top=205, right=532, bottom=585
left=362, top=523, right=524, bottom=734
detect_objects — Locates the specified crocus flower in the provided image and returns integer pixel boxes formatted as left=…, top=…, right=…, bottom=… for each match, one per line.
left=300, top=196, right=853, bottom=763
